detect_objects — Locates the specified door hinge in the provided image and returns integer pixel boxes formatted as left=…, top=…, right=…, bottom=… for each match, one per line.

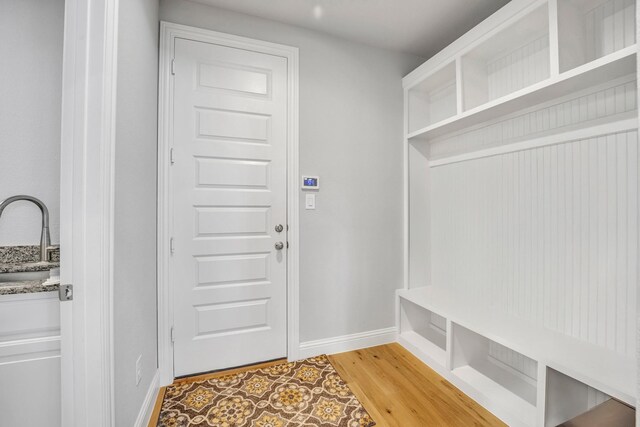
left=59, top=284, right=73, bottom=301
left=170, top=147, right=175, bottom=165
left=286, top=241, right=289, bottom=249
left=170, top=326, right=175, bottom=343
left=170, top=237, right=175, bottom=255
left=171, top=59, right=175, bottom=75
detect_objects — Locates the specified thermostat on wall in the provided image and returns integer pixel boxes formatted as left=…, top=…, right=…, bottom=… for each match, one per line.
left=301, top=176, right=319, bottom=190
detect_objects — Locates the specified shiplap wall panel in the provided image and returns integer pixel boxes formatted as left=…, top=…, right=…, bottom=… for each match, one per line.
left=431, top=130, right=638, bottom=359
left=430, top=312, right=447, bottom=332
left=429, top=82, right=457, bottom=127
left=489, top=341, right=538, bottom=380
left=585, top=0, right=636, bottom=62
left=431, top=78, right=637, bottom=159
left=487, top=35, right=550, bottom=102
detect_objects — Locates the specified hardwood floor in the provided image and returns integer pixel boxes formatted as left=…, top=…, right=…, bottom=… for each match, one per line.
left=328, top=344, right=505, bottom=427
left=149, top=343, right=506, bottom=426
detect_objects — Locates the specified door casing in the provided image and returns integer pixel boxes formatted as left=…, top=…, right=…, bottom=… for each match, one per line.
left=157, top=21, right=300, bottom=386
left=60, top=0, right=119, bottom=425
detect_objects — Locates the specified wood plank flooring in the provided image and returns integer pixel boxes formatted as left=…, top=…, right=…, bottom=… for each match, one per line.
left=149, top=343, right=505, bottom=426
left=328, top=343, right=505, bottom=427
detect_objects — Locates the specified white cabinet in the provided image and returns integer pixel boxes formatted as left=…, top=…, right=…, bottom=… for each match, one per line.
left=397, top=287, right=635, bottom=426
left=405, top=0, right=636, bottom=141
left=0, top=292, right=61, bottom=427
left=400, top=0, right=637, bottom=425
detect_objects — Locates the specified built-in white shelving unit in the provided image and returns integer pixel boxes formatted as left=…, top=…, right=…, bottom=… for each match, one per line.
left=400, top=0, right=637, bottom=425
left=397, top=287, right=635, bottom=426
left=405, top=0, right=637, bottom=142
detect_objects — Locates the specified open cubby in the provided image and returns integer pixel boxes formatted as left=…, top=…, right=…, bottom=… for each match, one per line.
left=544, top=368, right=634, bottom=426
left=407, top=61, right=457, bottom=133
left=461, top=3, right=550, bottom=111
left=398, top=297, right=447, bottom=368
left=451, top=322, right=537, bottom=426
left=558, top=0, right=636, bottom=73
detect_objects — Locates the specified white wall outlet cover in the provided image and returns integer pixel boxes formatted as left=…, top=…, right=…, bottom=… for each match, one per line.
left=305, top=193, right=316, bottom=210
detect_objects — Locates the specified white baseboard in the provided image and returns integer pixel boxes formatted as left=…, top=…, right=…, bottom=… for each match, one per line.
left=134, top=369, right=160, bottom=427
left=298, top=327, right=397, bottom=359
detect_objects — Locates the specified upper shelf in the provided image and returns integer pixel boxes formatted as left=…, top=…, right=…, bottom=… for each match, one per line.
left=405, top=0, right=637, bottom=141
left=408, top=46, right=636, bottom=141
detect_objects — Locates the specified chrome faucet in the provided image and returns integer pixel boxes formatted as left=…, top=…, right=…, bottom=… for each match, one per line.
left=0, top=195, right=51, bottom=262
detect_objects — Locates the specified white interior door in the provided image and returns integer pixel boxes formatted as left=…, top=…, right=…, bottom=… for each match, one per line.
left=171, top=38, right=288, bottom=377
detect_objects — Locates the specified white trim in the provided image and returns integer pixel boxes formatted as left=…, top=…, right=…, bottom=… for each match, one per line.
left=402, top=88, right=409, bottom=291
left=157, top=22, right=300, bottom=386
left=133, top=369, right=160, bottom=427
left=426, top=72, right=636, bottom=144
left=298, top=328, right=397, bottom=359
left=286, top=38, right=301, bottom=363
left=59, top=0, right=119, bottom=425
left=0, top=336, right=61, bottom=365
left=548, top=0, right=560, bottom=77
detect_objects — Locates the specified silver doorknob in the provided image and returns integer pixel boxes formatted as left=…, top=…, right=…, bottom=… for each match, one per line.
left=275, top=241, right=284, bottom=250
left=275, top=224, right=284, bottom=233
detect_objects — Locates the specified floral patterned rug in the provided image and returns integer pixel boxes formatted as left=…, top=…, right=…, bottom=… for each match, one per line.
left=157, top=355, right=375, bottom=427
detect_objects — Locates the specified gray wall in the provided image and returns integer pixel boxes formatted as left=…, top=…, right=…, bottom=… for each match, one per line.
left=160, top=0, right=423, bottom=342
left=0, top=0, right=64, bottom=246
left=113, top=0, right=159, bottom=425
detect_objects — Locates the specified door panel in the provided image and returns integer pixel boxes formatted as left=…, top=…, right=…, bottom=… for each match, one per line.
left=197, top=108, right=270, bottom=142
left=172, top=38, right=288, bottom=376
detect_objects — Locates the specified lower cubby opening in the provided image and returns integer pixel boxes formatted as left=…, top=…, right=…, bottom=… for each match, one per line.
left=451, top=323, right=537, bottom=426
left=545, top=368, right=635, bottom=426
left=398, top=298, right=447, bottom=367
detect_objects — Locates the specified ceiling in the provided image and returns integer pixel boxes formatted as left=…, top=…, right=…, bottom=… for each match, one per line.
left=191, top=0, right=511, bottom=58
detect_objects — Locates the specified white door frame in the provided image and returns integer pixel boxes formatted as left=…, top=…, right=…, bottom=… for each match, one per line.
left=60, top=0, right=119, bottom=425
left=157, top=22, right=300, bottom=386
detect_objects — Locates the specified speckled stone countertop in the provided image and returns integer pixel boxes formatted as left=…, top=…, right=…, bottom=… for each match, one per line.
left=0, top=260, right=60, bottom=274
left=0, top=280, right=59, bottom=295
left=0, top=245, right=60, bottom=295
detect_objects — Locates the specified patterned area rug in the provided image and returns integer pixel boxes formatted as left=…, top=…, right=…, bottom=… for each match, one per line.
left=157, top=355, right=375, bottom=427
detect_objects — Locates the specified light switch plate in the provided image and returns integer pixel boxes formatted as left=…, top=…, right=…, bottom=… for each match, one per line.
left=305, top=194, right=316, bottom=210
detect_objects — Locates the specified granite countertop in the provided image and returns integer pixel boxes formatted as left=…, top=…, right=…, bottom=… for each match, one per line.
left=0, top=245, right=61, bottom=295
left=0, top=260, right=60, bottom=274
left=0, top=280, right=59, bottom=295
